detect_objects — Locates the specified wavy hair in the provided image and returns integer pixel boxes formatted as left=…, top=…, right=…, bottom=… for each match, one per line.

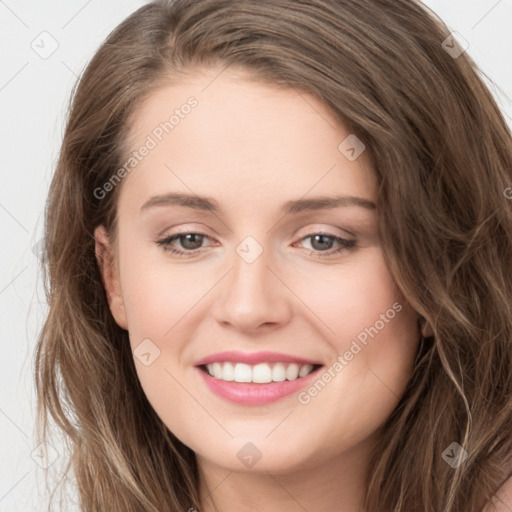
left=34, top=0, right=512, bottom=510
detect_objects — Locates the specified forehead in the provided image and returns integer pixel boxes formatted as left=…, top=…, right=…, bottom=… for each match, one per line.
left=119, top=67, right=377, bottom=214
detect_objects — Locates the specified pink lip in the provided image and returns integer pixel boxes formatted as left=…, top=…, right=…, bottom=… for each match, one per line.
left=194, top=350, right=322, bottom=366
left=196, top=365, right=323, bottom=406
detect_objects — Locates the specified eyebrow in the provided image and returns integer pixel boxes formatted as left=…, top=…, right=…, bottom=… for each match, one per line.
left=140, top=192, right=376, bottom=215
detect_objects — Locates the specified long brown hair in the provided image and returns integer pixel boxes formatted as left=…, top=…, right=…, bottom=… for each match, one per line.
left=34, top=1, right=512, bottom=510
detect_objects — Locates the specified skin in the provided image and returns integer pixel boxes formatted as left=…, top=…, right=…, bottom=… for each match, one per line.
left=95, top=66, right=426, bottom=512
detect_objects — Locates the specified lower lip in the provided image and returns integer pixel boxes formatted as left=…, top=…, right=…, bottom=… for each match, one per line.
left=196, top=365, right=323, bottom=405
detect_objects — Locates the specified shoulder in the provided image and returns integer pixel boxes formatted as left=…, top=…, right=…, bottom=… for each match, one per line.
left=483, top=475, right=512, bottom=512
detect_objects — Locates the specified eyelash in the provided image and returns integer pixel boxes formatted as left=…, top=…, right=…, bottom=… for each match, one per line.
left=156, top=231, right=357, bottom=258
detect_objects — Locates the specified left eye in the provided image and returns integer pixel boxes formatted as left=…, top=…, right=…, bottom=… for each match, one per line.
left=156, top=231, right=357, bottom=258
left=156, top=232, right=211, bottom=256
left=296, top=233, right=357, bottom=255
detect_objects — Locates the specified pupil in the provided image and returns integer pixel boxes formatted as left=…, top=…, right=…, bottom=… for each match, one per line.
left=312, top=234, right=332, bottom=251
left=182, top=234, right=203, bottom=250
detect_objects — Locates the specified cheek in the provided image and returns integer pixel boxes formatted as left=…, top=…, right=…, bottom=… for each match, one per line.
left=117, top=247, right=200, bottom=438
left=294, top=247, right=420, bottom=392
left=292, top=247, right=407, bottom=343
left=118, top=241, right=207, bottom=341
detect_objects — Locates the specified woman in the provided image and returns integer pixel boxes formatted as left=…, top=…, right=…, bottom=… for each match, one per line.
left=35, top=0, right=512, bottom=510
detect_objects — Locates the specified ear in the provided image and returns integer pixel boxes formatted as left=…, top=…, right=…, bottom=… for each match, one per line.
left=418, top=314, right=434, bottom=338
left=94, top=225, right=128, bottom=330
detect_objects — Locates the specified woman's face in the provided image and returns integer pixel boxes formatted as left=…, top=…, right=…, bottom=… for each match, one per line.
left=95, top=67, right=421, bottom=477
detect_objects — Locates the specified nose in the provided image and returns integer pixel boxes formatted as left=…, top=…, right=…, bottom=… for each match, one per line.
left=211, top=245, right=293, bottom=334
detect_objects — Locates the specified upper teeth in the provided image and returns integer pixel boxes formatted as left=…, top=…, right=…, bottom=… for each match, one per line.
left=205, top=362, right=316, bottom=383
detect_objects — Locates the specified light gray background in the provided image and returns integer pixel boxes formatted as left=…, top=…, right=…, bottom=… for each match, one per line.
left=1, top=1, right=511, bottom=510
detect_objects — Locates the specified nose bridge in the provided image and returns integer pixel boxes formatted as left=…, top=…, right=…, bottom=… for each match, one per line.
left=229, top=233, right=275, bottom=304
left=211, top=232, right=292, bottom=330
left=234, top=235, right=270, bottom=290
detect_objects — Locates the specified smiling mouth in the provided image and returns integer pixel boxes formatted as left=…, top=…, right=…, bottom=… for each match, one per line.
left=199, top=362, right=323, bottom=384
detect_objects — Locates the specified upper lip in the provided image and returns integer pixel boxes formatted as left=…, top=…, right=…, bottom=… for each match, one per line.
left=194, top=351, right=323, bottom=367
